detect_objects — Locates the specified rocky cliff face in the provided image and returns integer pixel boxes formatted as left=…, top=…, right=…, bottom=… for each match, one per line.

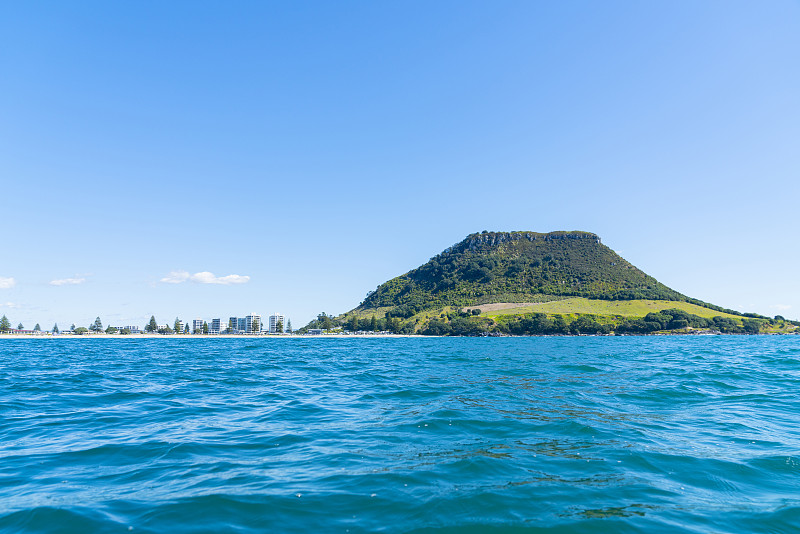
left=457, top=231, right=601, bottom=251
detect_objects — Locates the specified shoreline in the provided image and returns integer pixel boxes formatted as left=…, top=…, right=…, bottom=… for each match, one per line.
left=0, top=332, right=795, bottom=340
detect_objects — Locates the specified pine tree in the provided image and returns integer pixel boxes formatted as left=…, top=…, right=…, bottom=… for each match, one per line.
left=0, top=315, right=10, bottom=332
left=202, top=321, right=209, bottom=334
left=174, top=317, right=182, bottom=333
left=286, top=319, right=292, bottom=333
left=276, top=320, right=283, bottom=334
left=34, top=324, right=41, bottom=331
left=70, top=323, right=76, bottom=331
left=52, top=323, right=59, bottom=334
left=184, top=323, right=190, bottom=334
left=370, top=315, right=377, bottom=332
left=348, top=315, right=358, bottom=332
left=17, top=323, right=23, bottom=330
left=91, top=317, right=103, bottom=332
left=146, top=316, right=157, bottom=333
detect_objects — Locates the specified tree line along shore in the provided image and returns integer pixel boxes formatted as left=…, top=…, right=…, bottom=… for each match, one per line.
left=299, top=308, right=800, bottom=336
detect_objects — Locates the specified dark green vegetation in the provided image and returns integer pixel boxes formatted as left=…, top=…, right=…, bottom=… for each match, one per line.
left=358, top=231, right=751, bottom=315
left=304, top=307, right=789, bottom=336
left=303, top=231, right=797, bottom=336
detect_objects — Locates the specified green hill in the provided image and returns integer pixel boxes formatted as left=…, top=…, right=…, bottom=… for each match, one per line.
left=302, top=231, right=792, bottom=335
left=357, top=231, right=699, bottom=315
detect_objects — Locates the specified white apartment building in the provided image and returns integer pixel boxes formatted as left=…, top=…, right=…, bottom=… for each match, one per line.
left=192, top=318, right=204, bottom=333
left=245, top=314, right=261, bottom=334
left=269, top=313, right=285, bottom=333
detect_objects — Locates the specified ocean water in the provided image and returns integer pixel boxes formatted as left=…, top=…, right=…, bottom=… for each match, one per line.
left=1, top=337, right=799, bottom=534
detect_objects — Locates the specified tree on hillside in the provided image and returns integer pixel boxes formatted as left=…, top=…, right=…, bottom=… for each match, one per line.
left=52, top=323, right=59, bottom=334
left=34, top=324, right=41, bottom=332
left=91, top=317, right=103, bottom=332
left=370, top=315, right=377, bottom=332
left=286, top=319, right=292, bottom=333
left=318, top=313, right=333, bottom=331
left=146, top=316, right=157, bottom=333
left=0, top=315, right=10, bottom=332
left=386, top=317, right=400, bottom=333
left=551, top=315, right=568, bottom=334
left=348, top=315, right=358, bottom=332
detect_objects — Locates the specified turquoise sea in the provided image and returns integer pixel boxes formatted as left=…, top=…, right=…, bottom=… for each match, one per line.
left=1, top=337, right=799, bottom=533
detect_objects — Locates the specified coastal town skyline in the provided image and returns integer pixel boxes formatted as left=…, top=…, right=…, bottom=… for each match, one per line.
left=0, top=312, right=290, bottom=336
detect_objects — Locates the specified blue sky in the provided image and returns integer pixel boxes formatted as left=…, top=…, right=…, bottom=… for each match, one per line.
left=1, top=1, right=798, bottom=329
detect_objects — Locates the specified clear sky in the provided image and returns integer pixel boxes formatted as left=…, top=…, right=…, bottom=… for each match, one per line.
left=1, top=1, right=798, bottom=329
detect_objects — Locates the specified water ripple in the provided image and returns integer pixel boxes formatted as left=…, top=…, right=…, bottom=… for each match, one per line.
left=1, top=336, right=799, bottom=533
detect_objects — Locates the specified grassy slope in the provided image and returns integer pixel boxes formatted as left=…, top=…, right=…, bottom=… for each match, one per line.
left=477, top=298, right=744, bottom=320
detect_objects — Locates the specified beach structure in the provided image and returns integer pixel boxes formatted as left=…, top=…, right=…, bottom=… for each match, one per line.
left=111, top=325, right=141, bottom=334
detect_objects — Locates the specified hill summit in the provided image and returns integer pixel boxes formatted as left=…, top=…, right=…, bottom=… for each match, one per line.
left=356, top=230, right=690, bottom=317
